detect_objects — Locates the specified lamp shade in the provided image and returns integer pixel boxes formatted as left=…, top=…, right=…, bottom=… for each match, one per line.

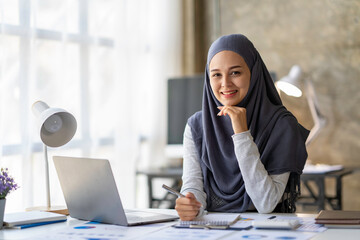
left=32, top=101, right=77, bottom=148
left=276, top=65, right=303, bottom=97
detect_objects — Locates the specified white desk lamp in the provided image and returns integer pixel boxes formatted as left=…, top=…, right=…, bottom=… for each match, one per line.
left=275, top=65, right=327, bottom=146
left=32, top=101, right=77, bottom=210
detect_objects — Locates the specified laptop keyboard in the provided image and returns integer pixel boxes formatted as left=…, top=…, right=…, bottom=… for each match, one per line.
left=124, top=210, right=178, bottom=224
left=126, top=211, right=159, bottom=222
left=127, top=215, right=145, bottom=222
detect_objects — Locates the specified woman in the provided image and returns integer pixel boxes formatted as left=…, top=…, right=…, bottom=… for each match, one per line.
left=175, top=34, right=309, bottom=221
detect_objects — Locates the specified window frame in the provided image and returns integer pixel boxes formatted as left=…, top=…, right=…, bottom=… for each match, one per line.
left=0, top=0, right=115, bottom=158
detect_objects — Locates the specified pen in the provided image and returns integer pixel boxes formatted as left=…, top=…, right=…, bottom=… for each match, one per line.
left=268, top=216, right=276, bottom=219
left=162, top=184, right=185, bottom=198
left=13, top=219, right=67, bottom=229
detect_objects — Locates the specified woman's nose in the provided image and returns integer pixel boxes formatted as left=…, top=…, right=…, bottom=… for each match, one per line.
left=221, top=75, right=231, bottom=87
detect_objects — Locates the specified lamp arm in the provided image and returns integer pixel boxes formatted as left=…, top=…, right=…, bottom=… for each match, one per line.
left=44, top=144, right=51, bottom=209
left=304, top=78, right=327, bottom=146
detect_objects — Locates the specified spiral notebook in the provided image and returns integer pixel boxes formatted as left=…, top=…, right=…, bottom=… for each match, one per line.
left=173, top=213, right=241, bottom=230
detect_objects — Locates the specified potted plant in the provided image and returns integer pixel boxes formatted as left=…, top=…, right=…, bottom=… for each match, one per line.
left=0, top=168, right=19, bottom=229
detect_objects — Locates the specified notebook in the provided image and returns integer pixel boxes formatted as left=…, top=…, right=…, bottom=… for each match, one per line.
left=173, top=213, right=242, bottom=230
left=53, top=156, right=178, bottom=226
left=4, top=211, right=67, bottom=228
left=315, top=210, right=360, bottom=228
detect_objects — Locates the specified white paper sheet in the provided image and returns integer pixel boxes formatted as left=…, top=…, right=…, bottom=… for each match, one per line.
left=303, top=163, right=343, bottom=174
left=28, top=214, right=325, bottom=240
left=135, top=226, right=234, bottom=240
left=223, top=229, right=316, bottom=240
left=31, top=221, right=173, bottom=240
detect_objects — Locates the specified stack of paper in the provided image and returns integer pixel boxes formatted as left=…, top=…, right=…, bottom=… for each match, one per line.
left=303, top=163, right=343, bottom=174
left=4, top=211, right=67, bottom=229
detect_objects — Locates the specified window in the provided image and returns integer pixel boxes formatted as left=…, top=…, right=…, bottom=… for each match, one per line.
left=1, top=0, right=183, bottom=212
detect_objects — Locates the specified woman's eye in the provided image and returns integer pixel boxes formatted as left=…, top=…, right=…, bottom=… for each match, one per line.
left=212, top=73, right=221, bottom=78
left=231, top=71, right=241, bottom=75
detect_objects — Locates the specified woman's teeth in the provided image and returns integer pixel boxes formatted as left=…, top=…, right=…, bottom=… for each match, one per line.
left=222, top=90, right=237, bottom=95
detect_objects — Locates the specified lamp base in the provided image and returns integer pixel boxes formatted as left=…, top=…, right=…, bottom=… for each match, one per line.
left=26, top=206, right=69, bottom=215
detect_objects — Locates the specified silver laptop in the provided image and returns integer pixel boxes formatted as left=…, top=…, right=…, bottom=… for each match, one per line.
left=53, top=156, right=178, bottom=226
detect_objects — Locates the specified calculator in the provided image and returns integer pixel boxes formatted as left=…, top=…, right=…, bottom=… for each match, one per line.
left=251, top=219, right=300, bottom=229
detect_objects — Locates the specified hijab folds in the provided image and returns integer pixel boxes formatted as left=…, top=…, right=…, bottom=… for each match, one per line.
left=188, top=34, right=309, bottom=213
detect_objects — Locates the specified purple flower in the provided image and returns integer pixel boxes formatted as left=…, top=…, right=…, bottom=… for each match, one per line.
left=0, top=168, right=19, bottom=199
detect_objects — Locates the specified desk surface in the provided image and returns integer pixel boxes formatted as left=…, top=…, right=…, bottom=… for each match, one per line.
left=302, top=167, right=354, bottom=177
left=1, top=209, right=359, bottom=240
left=0, top=217, right=85, bottom=240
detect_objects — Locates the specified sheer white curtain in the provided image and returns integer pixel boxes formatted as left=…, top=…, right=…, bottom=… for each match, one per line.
left=0, top=0, right=182, bottom=212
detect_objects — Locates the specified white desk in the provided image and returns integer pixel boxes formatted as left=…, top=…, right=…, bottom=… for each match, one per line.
left=1, top=209, right=359, bottom=240
left=0, top=217, right=85, bottom=240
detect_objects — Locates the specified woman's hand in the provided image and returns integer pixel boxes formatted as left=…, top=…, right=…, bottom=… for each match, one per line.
left=175, top=192, right=202, bottom=221
left=217, top=105, right=248, bottom=134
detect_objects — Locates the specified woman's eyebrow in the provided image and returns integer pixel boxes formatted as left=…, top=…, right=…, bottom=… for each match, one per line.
left=229, top=65, right=242, bottom=70
left=210, top=65, right=242, bottom=72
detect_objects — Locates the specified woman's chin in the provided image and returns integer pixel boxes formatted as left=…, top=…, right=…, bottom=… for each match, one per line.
left=220, top=99, right=240, bottom=106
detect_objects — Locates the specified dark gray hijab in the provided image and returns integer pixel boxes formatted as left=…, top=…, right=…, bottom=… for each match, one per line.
left=188, top=34, right=309, bottom=212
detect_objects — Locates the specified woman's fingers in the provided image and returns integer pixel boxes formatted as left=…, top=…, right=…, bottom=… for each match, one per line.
left=175, top=196, right=202, bottom=211
left=175, top=205, right=199, bottom=220
left=217, top=105, right=248, bottom=133
left=217, top=106, right=226, bottom=116
left=175, top=193, right=202, bottom=221
left=185, top=192, right=196, bottom=199
left=176, top=207, right=198, bottom=221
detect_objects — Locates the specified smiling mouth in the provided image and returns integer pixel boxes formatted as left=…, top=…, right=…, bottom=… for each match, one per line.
left=221, top=90, right=238, bottom=95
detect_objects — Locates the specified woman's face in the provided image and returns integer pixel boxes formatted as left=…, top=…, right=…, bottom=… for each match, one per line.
left=209, top=50, right=251, bottom=106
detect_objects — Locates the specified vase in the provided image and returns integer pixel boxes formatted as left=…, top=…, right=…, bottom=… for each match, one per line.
left=0, top=198, right=5, bottom=229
